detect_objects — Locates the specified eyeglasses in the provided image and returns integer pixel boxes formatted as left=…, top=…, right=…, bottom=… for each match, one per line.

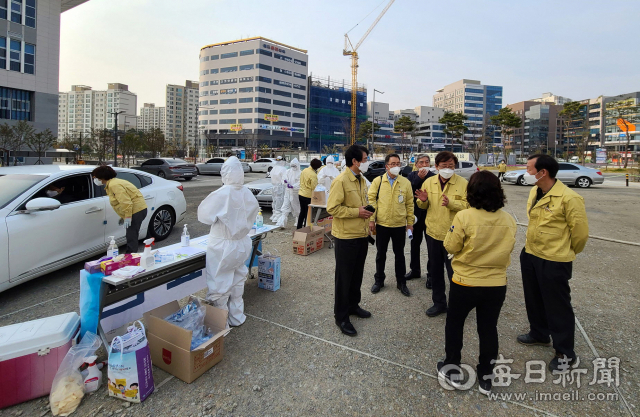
left=387, top=163, right=402, bottom=167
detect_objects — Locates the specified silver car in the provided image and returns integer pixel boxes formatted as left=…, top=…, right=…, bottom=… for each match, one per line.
left=503, top=162, right=604, bottom=188
left=197, top=157, right=250, bottom=175
left=248, top=163, right=310, bottom=207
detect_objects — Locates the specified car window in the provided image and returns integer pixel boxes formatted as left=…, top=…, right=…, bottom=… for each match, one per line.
left=210, top=158, right=224, bottom=163
left=166, top=159, right=187, bottom=165
left=137, top=174, right=152, bottom=187
left=257, top=159, right=271, bottom=163
left=0, top=174, right=47, bottom=210
left=462, top=162, right=473, bottom=168
left=558, top=163, right=574, bottom=170
left=116, top=172, right=143, bottom=189
left=23, top=174, right=92, bottom=209
left=143, top=159, right=159, bottom=166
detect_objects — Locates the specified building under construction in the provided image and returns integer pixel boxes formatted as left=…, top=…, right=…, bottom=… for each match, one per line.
left=306, top=75, right=367, bottom=152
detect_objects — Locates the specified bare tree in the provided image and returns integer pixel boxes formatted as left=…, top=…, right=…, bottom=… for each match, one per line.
left=7, top=121, right=35, bottom=165
left=26, top=128, right=56, bottom=164
left=90, top=128, right=113, bottom=164
left=0, top=123, right=13, bottom=166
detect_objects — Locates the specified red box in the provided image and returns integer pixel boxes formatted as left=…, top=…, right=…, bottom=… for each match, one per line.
left=0, top=313, right=80, bottom=409
left=101, top=254, right=141, bottom=276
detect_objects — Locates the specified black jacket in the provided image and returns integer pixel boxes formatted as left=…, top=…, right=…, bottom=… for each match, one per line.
left=407, top=170, right=436, bottom=215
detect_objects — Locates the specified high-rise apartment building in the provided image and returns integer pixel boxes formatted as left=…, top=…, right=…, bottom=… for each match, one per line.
left=603, top=92, right=639, bottom=156
left=433, top=79, right=503, bottom=144
left=137, top=103, right=165, bottom=132
left=58, top=83, right=137, bottom=140
left=198, top=37, right=308, bottom=149
left=165, top=80, right=198, bottom=145
left=505, top=101, right=564, bottom=157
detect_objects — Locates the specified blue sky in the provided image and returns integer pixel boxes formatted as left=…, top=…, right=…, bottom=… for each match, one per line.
left=60, top=0, right=640, bottom=109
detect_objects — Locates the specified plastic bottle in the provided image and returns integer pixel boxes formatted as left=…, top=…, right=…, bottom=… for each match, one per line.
left=82, top=356, right=102, bottom=393
left=256, top=210, right=263, bottom=229
left=107, top=236, right=118, bottom=258
left=181, top=224, right=190, bottom=247
left=141, top=238, right=155, bottom=269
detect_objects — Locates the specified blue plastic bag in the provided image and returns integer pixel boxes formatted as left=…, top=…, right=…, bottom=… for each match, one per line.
left=79, top=270, right=104, bottom=339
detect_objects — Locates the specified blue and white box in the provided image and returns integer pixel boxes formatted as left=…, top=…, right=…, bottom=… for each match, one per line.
left=257, top=254, right=281, bottom=292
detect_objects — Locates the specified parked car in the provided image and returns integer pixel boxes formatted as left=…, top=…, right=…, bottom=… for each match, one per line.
left=503, top=163, right=604, bottom=188
left=249, top=158, right=277, bottom=173
left=196, top=157, right=250, bottom=175
left=249, top=163, right=311, bottom=205
left=0, top=165, right=187, bottom=293
left=133, top=158, right=198, bottom=180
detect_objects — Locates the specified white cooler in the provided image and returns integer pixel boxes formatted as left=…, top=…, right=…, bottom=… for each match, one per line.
left=0, top=312, right=80, bottom=409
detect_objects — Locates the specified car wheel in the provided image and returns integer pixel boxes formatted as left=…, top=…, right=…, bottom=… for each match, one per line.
left=249, top=166, right=253, bottom=173
left=148, top=206, right=175, bottom=241
left=576, top=176, right=592, bottom=188
left=157, top=171, right=166, bottom=179
left=183, top=177, right=193, bottom=181
left=517, top=175, right=526, bottom=186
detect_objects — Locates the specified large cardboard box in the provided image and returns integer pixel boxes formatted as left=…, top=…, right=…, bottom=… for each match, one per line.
left=143, top=300, right=230, bottom=384
left=292, top=226, right=325, bottom=256
left=317, top=216, right=333, bottom=234
left=311, top=190, right=327, bottom=205
left=258, top=254, right=281, bottom=291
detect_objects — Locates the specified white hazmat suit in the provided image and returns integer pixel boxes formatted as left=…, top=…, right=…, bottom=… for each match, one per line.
left=269, top=159, right=287, bottom=222
left=197, top=157, right=260, bottom=327
left=276, top=158, right=301, bottom=228
left=317, top=156, right=340, bottom=193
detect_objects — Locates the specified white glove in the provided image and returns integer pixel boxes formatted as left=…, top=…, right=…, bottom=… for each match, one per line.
left=447, top=253, right=454, bottom=260
left=124, top=218, right=132, bottom=228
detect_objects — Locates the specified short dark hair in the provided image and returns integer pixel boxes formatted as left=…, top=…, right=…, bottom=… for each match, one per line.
left=467, top=171, right=506, bottom=212
left=435, top=151, right=458, bottom=166
left=384, top=153, right=400, bottom=164
left=92, top=165, right=117, bottom=181
left=310, top=158, right=322, bottom=170
left=528, top=154, right=558, bottom=178
left=344, top=145, right=368, bottom=167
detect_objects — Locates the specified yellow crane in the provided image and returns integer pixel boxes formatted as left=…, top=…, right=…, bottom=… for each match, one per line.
left=343, top=0, right=396, bottom=145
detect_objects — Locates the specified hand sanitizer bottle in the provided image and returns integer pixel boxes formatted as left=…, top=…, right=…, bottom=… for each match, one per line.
left=107, top=236, right=118, bottom=258
left=256, top=210, right=263, bottom=229
left=181, top=224, right=190, bottom=247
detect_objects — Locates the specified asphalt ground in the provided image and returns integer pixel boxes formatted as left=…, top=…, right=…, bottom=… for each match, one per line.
left=1, top=172, right=638, bottom=417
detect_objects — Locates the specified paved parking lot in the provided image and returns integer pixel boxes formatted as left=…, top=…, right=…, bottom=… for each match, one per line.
left=1, top=175, right=638, bottom=417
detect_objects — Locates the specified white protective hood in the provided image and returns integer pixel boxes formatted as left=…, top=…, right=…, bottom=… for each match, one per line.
left=317, top=156, right=340, bottom=188
left=270, top=159, right=287, bottom=184
left=284, top=158, right=301, bottom=188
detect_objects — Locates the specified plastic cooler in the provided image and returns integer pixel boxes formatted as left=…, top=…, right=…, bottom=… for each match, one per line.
left=0, top=312, right=80, bottom=409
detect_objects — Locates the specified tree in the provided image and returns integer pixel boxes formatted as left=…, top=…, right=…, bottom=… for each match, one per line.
left=91, top=128, right=113, bottom=164
left=559, top=101, right=581, bottom=160
left=471, top=116, right=495, bottom=164
left=357, top=120, right=381, bottom=144
left=26, top=129, right=56, bottom=164
left=322, top=144, right=339, bottom=155
left=7, top=121, right=36, bottom=165
left=120, top=129, right=143, bottom=167
left=0, top=123, right=13, bottom=166
left=606, top=99, right=640, bottom=169
left=438, top=112, right=469, bottom=151
left=394, top=115, right=417, bottom=160
left=144, top=128, right=166, bottom=158
left=490, top=108, right=521, bottom=157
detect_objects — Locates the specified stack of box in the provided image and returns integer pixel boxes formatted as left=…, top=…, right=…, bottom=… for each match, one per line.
left=101, top=254, right=141, bottom=276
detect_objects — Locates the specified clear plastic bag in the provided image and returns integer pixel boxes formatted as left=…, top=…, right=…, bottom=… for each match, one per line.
left=164, top=296, right=212, bottom=350
left=50, top=332, right=102, bottom=416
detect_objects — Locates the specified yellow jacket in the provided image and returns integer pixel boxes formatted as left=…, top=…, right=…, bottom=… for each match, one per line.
left=105, top=178, right=147, bottom=219
left=298, top=167, right=318, bottom=198
left=327, top=168, right=369, bottom=239
left=368, top=174, right=414, bottom=228
left=525, top=180, right=589, bottom=262
left=416, top=174, right=469, bottom=241
left=444, top=208, right=517, bottom=287
left=498, top=163, right=507, bottom=173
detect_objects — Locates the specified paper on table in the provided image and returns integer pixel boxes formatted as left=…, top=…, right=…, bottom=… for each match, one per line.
left=174, top=246, right=205, bottom=258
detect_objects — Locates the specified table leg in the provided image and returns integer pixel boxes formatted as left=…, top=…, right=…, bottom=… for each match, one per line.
left=247, top=235, right=263, bottom=279
left=314, top=208, right=322, bottom=225
left=306, top=205, right=312, bottom=228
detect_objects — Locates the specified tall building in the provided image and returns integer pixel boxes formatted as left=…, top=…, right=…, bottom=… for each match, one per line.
left=433, top=79, right=503, bottom=144
left=198, top=37, right=308, bottom=149
left=137, top=103, right=165, bottom=132
left=531, top=92, right=572, bottom=106
left=307, top=74, right=366, bottom=151
left=603, top=92, right=639, bottom=156
left=58, top=83, right=137, bottom=140
left=0, top=0, right=90, bottom=135
left=165, top=80, right=198, bottom=146
left=505, top=101, right=564, bottom=157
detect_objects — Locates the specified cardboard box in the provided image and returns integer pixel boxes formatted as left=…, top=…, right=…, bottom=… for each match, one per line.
left=143, top=300, right=230, bottom=384
left=292, top=226, right=325, bottom=256
left=317, top=216, right=333, bottom=234
left=258, top=255, right=281, bottom=291
left=311, top=190, right=327, bottom=205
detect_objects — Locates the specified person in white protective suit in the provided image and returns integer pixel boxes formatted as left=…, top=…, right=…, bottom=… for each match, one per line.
left=276, top=158, right=301, bottom=228
left=197, top=157, right=260, bottom=327
left=269, top=157, right=287, bottom=222
left=317, top=156, right=340, bottom=193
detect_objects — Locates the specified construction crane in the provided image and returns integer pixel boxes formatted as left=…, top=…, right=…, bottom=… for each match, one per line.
left=343, top=0, right=396, bottom=145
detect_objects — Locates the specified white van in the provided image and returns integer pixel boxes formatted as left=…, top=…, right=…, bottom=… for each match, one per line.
left=570, top=156, right=580, bottom=163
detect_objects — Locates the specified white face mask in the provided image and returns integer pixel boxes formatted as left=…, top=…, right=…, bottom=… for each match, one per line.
left=438, top=168, right=454, bottom=179
left=429, top=167, right=437, bottom=173
left=389, top=166, right=401, bottom=177
left=93, top=178, right=103, bottom=186
left=523, top=171, right=543, bottom=185
left=358, top=161, right=370, bottom=173
left=46, top=190, right=59, bottom=197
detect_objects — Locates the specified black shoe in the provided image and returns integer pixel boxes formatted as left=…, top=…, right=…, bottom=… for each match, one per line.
left=436, top=361, right=463, bottom=389
left=426, top=305, right=447, bottom=317
left=478, top=376, right=492, bottom=395
left=517, top=333, right=551, bottom=346
left=425, top=275, right=432, bottom=290
left=371, top=282, right=383, bottom=293
left=349, top=306, right=372, bottom=319
left=336, top=320, right=357, bottom=336
left=404, top=270, right=421, bottom=280
left=397, top=283, right=411, bottom=297
left=548, top=353, right=576, bottom=373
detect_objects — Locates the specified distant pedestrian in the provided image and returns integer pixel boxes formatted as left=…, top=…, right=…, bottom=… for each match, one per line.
left=497, top=160, right=507, bottom=182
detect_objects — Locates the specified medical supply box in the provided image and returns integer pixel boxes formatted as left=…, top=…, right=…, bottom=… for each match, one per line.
left=292, top=226, right=325, bottom=256
left=0, top=312, right=80, bottom=409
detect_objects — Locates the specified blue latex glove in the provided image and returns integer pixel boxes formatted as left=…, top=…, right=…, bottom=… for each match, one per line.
left=124, top=217, right=132, bottom=228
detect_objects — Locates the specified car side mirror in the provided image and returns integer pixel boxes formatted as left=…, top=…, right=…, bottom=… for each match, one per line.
left=23, top=197, right=62, bottom=213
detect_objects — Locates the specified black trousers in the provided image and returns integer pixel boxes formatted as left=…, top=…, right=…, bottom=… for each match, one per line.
left=334, top=237, right=368, bottom=323
left=426, top=235, right=453, bottom=308
left=444, top=283, right=507, bottom=379
left=520, top=248, right=575, bottom=358
left=498, top=172, right=505, bottom=181
left=374, top=225, right=407, bottom=285
left=409, top=207, right=430, bottom=275
left=125, top=208, right=147, bottom=254
left=297, top=195, right=311, bottom=230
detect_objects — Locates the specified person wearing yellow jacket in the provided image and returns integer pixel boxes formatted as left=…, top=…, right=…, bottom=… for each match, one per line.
left=297, top=158, right=322, bottom=229
left=327, top=145, right=373, bottom=337
left=92, top=165, right=148, bottom=253
left=497, top=160, right=507, bottom=182
left=414, top=151, right=469, bottom=317
left=516, top=154, right=589, bottom=373
left=368, top=154, right=414, bottom=297
left=440, top=171, right=516, bottom=395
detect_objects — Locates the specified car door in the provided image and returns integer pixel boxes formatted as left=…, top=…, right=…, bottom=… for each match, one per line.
left=210, top=158, right=225, bottom=174
left=6, top=174, right=106, bottom=282
left=255, top=159, right=270, bottom=172
left=200, top=159, right=214, bottom=174
left=557, top=163, right=578, bottom=183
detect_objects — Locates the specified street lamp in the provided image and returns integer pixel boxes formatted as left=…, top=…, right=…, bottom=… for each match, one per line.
left=108, top=110, right=125, bottom=167
left=372, top=89, right=384, bottom=154
left=198, top=105, right=217, bottom=159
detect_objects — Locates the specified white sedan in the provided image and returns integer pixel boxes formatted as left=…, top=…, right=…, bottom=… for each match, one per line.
left=0, top=165, right=187, bottom=293
left=248, top=158, right=276, bottom=173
